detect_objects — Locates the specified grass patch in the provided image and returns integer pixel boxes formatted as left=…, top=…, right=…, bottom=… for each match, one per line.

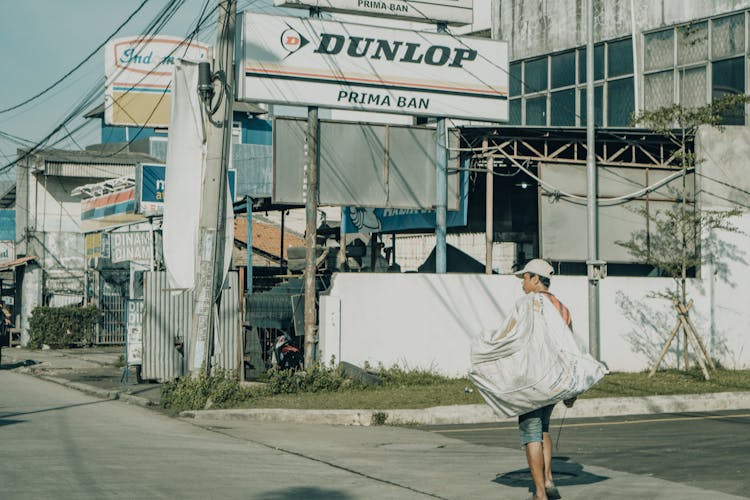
left=583, top=368, right=750, bottom=398
left=161, top=365, right=750, bottom=412
left=240, top=378, right=483, bottom=409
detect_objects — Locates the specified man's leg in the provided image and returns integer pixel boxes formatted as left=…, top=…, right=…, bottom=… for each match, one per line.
left=540, top=404, right=559, bottom=497
left=525, top=441, right=548, bottom=500
left=519, top=409, right=549, bottom=500
left=542, top=431, right=553, bottom=485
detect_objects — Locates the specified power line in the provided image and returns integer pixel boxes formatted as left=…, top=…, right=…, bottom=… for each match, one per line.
left=0, top=0, right=151, bottom=115
left=0, top=0, right=192, bottom=173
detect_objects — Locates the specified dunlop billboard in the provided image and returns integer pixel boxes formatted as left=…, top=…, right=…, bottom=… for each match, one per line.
left=237, top=14, right=508, bottom=121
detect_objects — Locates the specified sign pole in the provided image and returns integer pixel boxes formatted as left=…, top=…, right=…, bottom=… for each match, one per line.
left=435, top=22, right=448, bottom=274
left=303, top=8, right=321, bottom=369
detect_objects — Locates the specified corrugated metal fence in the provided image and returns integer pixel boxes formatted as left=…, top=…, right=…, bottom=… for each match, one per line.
left=142, top=271, right=241, bottom=382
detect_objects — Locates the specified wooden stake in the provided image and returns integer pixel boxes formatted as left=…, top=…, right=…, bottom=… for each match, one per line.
left=680, top=314, right=710, bottom=381
left=676, top=301, right=716, bottom=370
left=649, top=320, right=682, bottom=377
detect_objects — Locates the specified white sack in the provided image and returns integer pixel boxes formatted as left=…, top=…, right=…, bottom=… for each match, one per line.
left=470, top=293, right=608, bottom=418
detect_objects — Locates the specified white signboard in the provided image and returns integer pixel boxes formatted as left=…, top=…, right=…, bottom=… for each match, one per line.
left=238, top=14, right=508, bottom=122
left=110, top=231, right=152, bottom=264
left=127, top=300, right=144, bottom=365
left=275, top=0, right=473, bottom=25
left=104, top=36, right=210, bottom=128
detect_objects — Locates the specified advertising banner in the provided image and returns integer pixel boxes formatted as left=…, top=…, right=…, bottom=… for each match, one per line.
left=238, top=14, right=508, bottom=121
left=0, top=210, right=14, bottom=241
left=85, top=233, right=110, bottom=259
left=0, top=241, right=14, bottom=264
left=137, top=163, right=236, bottom=217
left=104, top=36, right=210, bottom=128
left=80, top=188, right=143, bottom=232
left=342, top=167, right=468, bottom=233
left=110, top=231, right=152, bottom=264
left=274, top=0, right=473, bottom=25
left=127, top=300, right=144, bottom=365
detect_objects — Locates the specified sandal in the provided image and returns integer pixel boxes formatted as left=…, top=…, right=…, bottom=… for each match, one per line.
left=545, top=484, right=561, bottom=499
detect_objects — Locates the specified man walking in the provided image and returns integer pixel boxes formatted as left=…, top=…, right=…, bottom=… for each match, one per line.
left=514, top=259, right=576, bottom=500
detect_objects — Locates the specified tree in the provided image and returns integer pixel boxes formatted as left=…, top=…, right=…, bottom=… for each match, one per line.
left=617, top=94, right=749, bottom=375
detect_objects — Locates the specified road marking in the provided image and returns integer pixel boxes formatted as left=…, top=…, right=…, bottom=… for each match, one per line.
left=435, top=412, right=750, bottom=433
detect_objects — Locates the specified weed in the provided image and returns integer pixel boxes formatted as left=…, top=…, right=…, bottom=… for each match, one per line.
left=161, top=369, right=251, bottom=413
left=371, top=411, right=387, bottom=425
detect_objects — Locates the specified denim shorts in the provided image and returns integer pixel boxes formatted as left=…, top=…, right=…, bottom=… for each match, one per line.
left=518, top=404, right=555, bottom=446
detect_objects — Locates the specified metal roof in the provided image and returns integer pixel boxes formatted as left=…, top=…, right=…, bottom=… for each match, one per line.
left=0, top=255, right=36, bottom=271
left=27, top=148, right=158, bottom=165
left=20, top=148, right=161, bottom=179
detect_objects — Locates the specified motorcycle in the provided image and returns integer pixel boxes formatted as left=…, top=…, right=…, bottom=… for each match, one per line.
left=271, top=333, right=303, bottom=371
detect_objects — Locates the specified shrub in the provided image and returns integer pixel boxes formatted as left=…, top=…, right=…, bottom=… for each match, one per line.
left=264, top=363, right=362, bottom=395
left=28, top=305, right=99, bottom=349
left=161, top=369, right=249, bottom=413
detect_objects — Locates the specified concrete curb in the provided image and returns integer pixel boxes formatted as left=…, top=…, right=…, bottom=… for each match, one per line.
left=35, top=374, right=154, bottom=408
left=180, top=391, right=750, bottom=426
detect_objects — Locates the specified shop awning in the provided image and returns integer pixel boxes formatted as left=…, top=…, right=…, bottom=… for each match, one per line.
left=0, top=255, right=36, bottom=271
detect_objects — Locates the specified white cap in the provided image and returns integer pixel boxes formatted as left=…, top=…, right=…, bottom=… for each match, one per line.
left=514, top=259, right=554, bottom=279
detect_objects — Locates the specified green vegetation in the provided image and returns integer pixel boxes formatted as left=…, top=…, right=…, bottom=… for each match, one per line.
left=584, top=368, right=750, bottom=398
left=28, top=305, right=99, bottom=349
left=160, top=363, right=750, bottom=413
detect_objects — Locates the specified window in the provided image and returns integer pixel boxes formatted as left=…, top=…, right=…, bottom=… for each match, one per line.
left=580, top=86, right=603, bottom=127
left=607, top=78, right=635, bottom=126
left=679, top=67, right=707, bottom=108
left=713, top=57, right=745, bottom=124
left=579, top=45, right=605, bottom=81
left=551, top=89, right=575, bottom=126
left=644, top=30, right=673, bottom=71
left=526, top=96, right=547, bottom=126
left=643, top=12, right=747, bottom=123
left=511, top=38, right=633, bottom=127
left=525, top=58, right=548, bottom=93
left=645, top=71, right=674, bottom=110
left=509, top=99, right=522, bottom=124
left=677, top=21, right=707, bottom=65
left=510, top=62, right=522, bottom=97
left=608, top=39, right=634, bottom=78
left=712, top=14, right=745, bottom=59
left=551, top=51, right=575, bottom=88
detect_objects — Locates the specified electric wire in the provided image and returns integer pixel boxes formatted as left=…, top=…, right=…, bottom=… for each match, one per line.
left=0, top=0, right=208, bottom=172
left=0, top=0, right=152, bottom=115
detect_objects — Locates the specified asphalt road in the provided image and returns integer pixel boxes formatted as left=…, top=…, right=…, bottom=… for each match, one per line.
left=419, top=410, right=750, bottom=498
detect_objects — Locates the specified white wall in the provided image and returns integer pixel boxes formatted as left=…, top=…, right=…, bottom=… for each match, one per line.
left=498, top=0, right=750, bottom=60
left=320, top=223, right=750, bottom=375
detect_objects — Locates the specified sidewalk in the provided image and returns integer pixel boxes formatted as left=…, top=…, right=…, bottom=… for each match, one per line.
left=0, top=346, right=162, bottom=408
left=3, top=346, right=750, bottom=425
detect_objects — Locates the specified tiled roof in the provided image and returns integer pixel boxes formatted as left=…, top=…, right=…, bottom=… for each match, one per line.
left=234, top=218, right=304, bottom=259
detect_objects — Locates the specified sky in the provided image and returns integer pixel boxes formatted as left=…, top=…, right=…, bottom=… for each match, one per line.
left=0, top=0, right=278, bottom=172
left=0, top=0, right=487, bottom=178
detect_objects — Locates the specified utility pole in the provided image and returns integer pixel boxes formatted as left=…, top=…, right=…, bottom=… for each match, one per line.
left=303, top=8, right=321, bottom=369
left=189, top=0, right=236, bottom=376
left=586, top=0, right=602, bottom=360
